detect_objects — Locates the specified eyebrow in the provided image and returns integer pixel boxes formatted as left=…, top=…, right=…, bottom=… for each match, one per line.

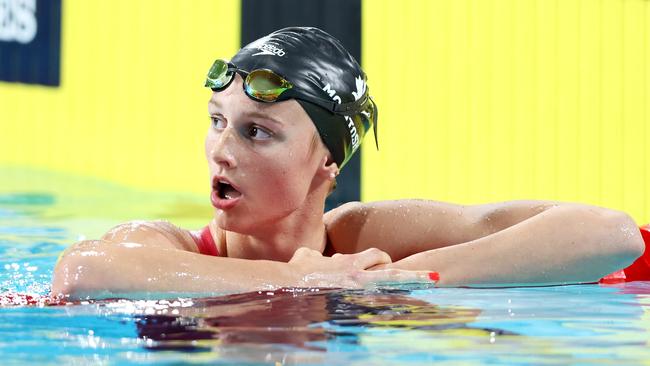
left=209, top=99, right=285, bottom=126
left=246, top=110, right=285, bottom=126
left=208, top=99, right=222, bottom=109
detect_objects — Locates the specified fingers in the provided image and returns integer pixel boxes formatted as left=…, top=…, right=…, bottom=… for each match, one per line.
left=349, top=248, right=393, bottom=270
left=367, top=263, right=389, bottom=270
left=289, top=247, right=322, bottom=262
left=360, top=269, right=439, bottom=285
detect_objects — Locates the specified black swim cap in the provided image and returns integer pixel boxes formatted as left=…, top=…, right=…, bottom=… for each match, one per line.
left=229, top=26, right=378, bottom=168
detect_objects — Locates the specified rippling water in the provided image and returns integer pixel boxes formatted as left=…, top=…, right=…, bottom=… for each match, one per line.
left=1, top=179, right=650, bottom=365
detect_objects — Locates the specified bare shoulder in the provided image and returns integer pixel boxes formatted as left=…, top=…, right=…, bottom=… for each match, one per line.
left=323, top=201, right=361, bottom=226
left=325, top=199, right=472, bottom=231
left=100, top=220, right=200, bottom=252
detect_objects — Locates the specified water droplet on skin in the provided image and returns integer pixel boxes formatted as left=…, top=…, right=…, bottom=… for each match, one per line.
left=620, top=226, right=636, bottom=239
left=122, top=243, right=143, bottom=249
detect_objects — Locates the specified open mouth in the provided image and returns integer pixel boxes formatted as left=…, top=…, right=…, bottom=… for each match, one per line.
left=215, top=180, right=242, bottom=200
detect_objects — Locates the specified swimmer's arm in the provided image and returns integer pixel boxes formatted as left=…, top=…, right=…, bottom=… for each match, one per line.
left=50, top=221, right=274, bottom=298
left=387, top=202, right=644, bottom=286
left=51, top=222, right=428, bottom=299
left=51, top=239, right=294, bottom=299
left=327, top=200, right=645, bottom=286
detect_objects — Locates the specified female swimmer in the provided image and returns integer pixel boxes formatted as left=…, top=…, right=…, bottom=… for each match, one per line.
left=51, top=27, right=645, bottom=300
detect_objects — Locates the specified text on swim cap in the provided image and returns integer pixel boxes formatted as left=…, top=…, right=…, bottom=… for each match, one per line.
left=322, top=83, right=360, bottom=151
left=322, top=84, right=342, bottom=104
left=346, top=116, right=360, bottom=150
left=252, top=43, right=285, bottom=57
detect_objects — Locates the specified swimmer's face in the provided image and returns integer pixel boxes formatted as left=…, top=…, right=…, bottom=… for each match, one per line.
left=206, top=74, right=335, bottom=232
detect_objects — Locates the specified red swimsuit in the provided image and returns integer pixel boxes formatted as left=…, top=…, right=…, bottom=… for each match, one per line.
left=191, top=224, right=650, bottom=283
left=192, top=226, right=220, bottom=257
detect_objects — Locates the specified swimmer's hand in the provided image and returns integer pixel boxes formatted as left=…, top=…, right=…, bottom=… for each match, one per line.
left=288, top=247, right=437, bottom=288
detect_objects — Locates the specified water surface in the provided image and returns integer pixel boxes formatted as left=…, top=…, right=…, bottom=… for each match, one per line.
left=1, top=168, right=649, bottom=365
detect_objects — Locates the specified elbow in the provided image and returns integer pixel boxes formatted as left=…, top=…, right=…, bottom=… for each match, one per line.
left=618, top=215, right=645, bottom=264
left=588, top=207, right=645, bottom=266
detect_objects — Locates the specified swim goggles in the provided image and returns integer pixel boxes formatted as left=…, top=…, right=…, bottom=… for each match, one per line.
left=205, top=59, right=368, bottom=115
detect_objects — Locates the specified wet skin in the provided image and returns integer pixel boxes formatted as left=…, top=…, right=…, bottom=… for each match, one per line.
left=49, top=75, right=645, bottom=299
left=206, top=74, right=338, bottom=262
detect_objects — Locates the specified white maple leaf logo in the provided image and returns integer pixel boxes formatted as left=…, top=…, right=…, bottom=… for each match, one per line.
left=351, top=76, right=366, bottom=101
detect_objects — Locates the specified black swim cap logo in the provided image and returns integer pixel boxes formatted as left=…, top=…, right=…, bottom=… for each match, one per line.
left=252, top=43, right=285, bottom=57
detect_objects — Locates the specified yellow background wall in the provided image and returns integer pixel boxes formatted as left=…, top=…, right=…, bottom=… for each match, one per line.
left=0, top=0, right=240, bottom=196
left=0, top=0, right=648, bottom=223
left=362, top=0, right=649, bottom=223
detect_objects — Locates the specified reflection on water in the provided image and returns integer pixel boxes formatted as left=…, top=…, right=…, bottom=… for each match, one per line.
left=4, top=283, right=650, bottom=365
left=69, top=287, right=515, bottom=365
left=131, top=288, right=512, bottom=354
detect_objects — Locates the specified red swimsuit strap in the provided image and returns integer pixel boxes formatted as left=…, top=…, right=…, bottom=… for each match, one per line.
left=192, top=225, right=220, bottom=257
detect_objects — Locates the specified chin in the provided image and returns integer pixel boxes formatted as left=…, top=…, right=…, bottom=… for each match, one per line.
left=213, top=208, right=261, bottom=235
left=214, top=210, right=243, bottom=233
left=213, top=202, right=301, bottom=234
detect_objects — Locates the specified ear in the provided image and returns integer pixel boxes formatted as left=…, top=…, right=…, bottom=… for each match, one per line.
left=316, top=155, right=339, bottom=181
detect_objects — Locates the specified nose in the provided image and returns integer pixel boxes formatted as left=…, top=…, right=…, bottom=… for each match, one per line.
left=208, top=127, right=237, bottom=169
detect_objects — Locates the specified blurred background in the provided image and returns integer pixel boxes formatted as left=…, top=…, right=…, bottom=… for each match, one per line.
left=0, top=0, right=648, bottom=224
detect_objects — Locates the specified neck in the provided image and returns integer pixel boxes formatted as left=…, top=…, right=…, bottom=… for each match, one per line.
left=224, top=192, right=329, bottom=262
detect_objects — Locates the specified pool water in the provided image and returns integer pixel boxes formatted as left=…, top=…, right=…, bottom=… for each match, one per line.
left=2, top=170, right=650, bottom=365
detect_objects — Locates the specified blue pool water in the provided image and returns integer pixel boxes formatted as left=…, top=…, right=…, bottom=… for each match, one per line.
left=2, top=179, right=650, bottom=365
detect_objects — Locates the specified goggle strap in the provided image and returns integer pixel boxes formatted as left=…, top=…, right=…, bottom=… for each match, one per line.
left=331, top=96, right=368, bottom=115
left=372, top=98, right=379, bottom=150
